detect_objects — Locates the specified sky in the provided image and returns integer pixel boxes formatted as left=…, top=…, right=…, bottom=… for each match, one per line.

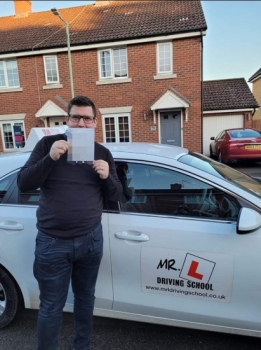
left=0, top=1, right=260, bottom=88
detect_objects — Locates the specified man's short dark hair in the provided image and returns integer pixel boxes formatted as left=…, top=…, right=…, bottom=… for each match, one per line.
left=67, top=95, right=97, bottom=118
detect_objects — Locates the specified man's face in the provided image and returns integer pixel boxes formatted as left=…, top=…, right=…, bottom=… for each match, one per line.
left=65, top=105, right=97, bottom=128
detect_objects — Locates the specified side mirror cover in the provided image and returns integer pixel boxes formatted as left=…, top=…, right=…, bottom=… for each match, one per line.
left=237, top=207, right=261, bottom=234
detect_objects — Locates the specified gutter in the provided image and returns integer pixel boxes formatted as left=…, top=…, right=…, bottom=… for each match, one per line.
left=0, top=30, right=207, bottom=59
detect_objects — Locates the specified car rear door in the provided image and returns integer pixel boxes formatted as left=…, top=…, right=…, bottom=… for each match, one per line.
left=108, top=160, right=261, bottom=331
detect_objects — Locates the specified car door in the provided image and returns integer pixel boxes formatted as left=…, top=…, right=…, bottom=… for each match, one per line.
left=108, top=160, right=261, bottom=330
left=1, top=171, right=113, bottom=311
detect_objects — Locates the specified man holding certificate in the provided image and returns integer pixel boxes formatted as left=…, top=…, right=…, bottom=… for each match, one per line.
left=17, top=95, right=122, bottom=350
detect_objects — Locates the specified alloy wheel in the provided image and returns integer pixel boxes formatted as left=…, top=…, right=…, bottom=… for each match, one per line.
left=0, top=283, right=6, bottom=316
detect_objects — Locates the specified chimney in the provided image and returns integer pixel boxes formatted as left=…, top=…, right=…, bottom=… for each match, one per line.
left=14, top=1, right=32, bottom=17
left=95, top=1, right=111, bottom=6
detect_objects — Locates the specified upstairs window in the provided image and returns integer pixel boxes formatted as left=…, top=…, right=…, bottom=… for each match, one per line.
left=157, top=42, right=173, bottom=74
left=0, top=60, right=20, bottom=88
left=44, top=56, right=59, bottom=84
left=99, top=48, right=128, bottom=79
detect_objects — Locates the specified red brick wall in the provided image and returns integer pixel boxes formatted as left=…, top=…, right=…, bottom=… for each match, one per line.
left=0, top=36, right=202, bottom=152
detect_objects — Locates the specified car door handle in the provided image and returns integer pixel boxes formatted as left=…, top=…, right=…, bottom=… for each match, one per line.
left=114, top=231, right=149, bottom=242
left=0, top=221, right=24, bottom=231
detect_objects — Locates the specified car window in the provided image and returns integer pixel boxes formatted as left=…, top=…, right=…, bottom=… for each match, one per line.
left=116, top=162, right=241, bottom=221
left=215, top=131, right=222, bottom=140
left=229, top=129, right=261, bottom=138
left=179, top=152, right=261, bottom=198
left=217, top=131, right=225, bottom=140
left=0, top=173, right=16, bottom=203
left=18, top=189, right=40, bottom=205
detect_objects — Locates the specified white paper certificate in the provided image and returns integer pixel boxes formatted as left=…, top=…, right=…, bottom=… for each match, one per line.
left=66, top=128, right=95, bottom=163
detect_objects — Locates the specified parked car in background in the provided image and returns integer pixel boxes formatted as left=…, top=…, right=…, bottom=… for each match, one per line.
left=1, top=136, right=261, bottom=338
left=209, top=128, right=261, bottom=164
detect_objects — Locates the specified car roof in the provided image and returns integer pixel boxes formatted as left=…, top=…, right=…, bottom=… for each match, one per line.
left=103, top=142, right=188, bottom=159
left=0, top=142, right=189, bottom=179
left=0, top=151, right=31, bottom=178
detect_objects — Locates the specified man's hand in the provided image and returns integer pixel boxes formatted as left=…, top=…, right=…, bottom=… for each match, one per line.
left=50, top=140, right=69, bottom=161
left=93, top=160, right=109, bottom=179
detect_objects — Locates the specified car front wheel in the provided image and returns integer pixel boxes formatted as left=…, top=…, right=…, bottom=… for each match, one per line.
left=0, top=267, right=21, bottom=328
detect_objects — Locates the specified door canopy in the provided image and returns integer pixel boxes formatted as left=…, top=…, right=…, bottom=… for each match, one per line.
left=35, top=100, right=67, bottom=118
left=150, top=87, right=191, bottom=123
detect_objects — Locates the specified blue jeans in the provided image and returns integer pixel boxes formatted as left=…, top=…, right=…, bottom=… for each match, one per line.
left=33, top=224, right=103, bottom=350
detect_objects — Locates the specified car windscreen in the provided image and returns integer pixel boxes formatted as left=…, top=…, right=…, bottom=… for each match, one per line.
left=178, top=152, right=261, bottom=198
left=229, top=130, right=261, bottom=138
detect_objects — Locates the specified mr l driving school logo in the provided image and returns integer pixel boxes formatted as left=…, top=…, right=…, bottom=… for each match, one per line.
left=157, top=253, right=215, bottom=290
left=141, top=247, right=234, bottom=302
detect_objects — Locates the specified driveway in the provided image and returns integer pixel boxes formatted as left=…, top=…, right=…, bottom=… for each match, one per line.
left=232, top=161, right=261, bottom=178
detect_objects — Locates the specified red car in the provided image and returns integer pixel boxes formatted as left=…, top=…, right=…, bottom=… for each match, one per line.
left=209, top=128, right=261, bottom=164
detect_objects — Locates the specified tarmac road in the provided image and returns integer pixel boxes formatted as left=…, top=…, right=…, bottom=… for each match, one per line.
left=234, top=161, right=261, bottom=178
left=1, top=309, right=261, bottom=350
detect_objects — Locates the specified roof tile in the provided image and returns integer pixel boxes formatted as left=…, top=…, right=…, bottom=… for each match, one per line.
left=203, top=78, right=259, bottom=111
left=0, top=1, right=207, bottom=54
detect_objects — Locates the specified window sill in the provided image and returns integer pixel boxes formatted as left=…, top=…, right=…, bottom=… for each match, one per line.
left=96, top=78, right=132, bottom=85
left=154, top=74, right=177, bottom=80
left=0, top=87, right=23, bottom=93
left=43, top=84, right=63, bottom=90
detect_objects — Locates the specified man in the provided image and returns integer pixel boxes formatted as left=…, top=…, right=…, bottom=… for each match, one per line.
left=17, top=95, right=122, bottom=350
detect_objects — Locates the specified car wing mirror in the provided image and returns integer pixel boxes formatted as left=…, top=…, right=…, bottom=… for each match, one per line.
left=237, top=207, right=261, bottom=234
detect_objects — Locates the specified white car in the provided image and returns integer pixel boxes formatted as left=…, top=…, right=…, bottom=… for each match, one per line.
left=1, top=141, right=261, bottom=338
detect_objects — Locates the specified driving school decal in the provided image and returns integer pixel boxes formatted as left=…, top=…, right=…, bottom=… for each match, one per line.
left=141, top=247, right=234, bottom=303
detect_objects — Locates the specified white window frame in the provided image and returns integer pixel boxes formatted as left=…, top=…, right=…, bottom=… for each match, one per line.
left=156, top=42, right=173, bottom=75
left=98, top=48, right=128, bottom=80
left=43, top=55, right=60, bottom=84
left=102, top=113, right=131, bottom=143
left=0, top=120, right=26, bottom=152
left=0, top=59, right=20, bottom=88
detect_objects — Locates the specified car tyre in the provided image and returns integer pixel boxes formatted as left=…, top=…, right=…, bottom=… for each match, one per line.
left=218, top=151, right=223, bottom=163
left=209, top=146, right=214, bottom=159
left=218, top=151, right=228, bottom=164
left=0, top=267, right=21, bottom=328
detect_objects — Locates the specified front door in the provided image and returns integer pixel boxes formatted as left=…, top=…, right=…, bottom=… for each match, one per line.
left=160, top=112, right=181, bottom=146
left=108, top=160, right=261, bottom=331
left=49, top=117, right=66, bottom=127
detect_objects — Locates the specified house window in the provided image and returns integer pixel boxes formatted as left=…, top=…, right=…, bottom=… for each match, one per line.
left=0, top=121, right=25, bottom=151
left=157, top=43, right=173, bottom=74
left=103, top=114, right=131, bottom=143
left=0, top=60, right=20, bottom=88
left=99, top=48, right=128, bottom=79
left=43, top=56, right=59, bottom=84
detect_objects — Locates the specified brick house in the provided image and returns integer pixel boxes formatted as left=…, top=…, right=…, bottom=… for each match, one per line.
left=0, top=0, right=207, bottom=153
left=249, top=68, right=261, bottom=122
left=202, top=78, right=259, bottom=155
